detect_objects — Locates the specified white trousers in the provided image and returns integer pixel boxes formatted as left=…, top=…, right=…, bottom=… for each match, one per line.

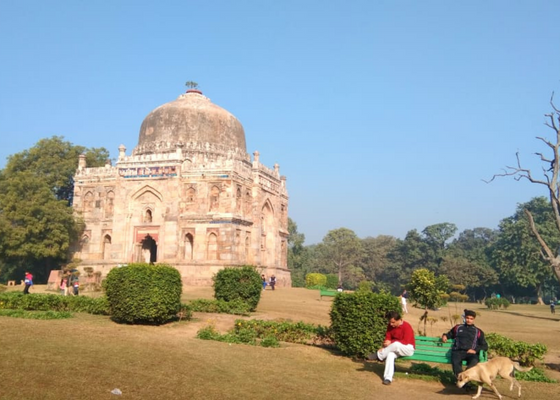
left=377, top=342, right=415, bottom=382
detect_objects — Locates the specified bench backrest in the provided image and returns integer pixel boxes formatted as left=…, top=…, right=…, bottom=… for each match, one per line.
left=403, top=335, right=487, bottom=364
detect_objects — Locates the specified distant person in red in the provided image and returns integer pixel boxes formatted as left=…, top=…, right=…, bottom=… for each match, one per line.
left=367, top=311, right=415, bottom=385
left=23, top=271, right=33, bottom=294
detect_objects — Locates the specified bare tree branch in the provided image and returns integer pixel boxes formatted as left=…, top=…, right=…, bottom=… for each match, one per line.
left=524, top=209, right=554, bottom=261
left=487, top=92, right=560, bottom=283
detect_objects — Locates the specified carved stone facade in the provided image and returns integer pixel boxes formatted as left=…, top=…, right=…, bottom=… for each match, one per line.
left=73, top=90, right=290, bottom=286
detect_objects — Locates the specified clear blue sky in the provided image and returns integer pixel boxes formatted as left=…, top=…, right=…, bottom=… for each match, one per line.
left=1, top=1, right=559, bottom=245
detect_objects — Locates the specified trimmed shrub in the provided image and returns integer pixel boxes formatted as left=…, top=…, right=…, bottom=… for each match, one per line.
left=67, top=295, right=110, bottom=315
left=305, top=273, right=327, bottom=288
left=485, top=297, right=511, bottom=310
left=0, top=309, right=73, bottom=320
left=325, top=274, right=339, bottom=289
left=0, top=292, right=110, bottom=315
left=197, top=319, right=322, bottom=348
left=330, top=291, right=401, bottom=357
left=213, top=266, right=262, bottom=312
left=486, top=332, right=547, bottom=366
left=188, top=298, right=251, bottom=316
left=233, top=319, right=321, bottom=344
left=104, top=263, right=182, bottom=325
left=0, top=292, right=66, bottom=311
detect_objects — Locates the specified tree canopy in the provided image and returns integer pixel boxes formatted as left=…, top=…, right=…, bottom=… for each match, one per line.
left=315, top=228, right=364, bottom=286
left=0, top=136, right=108, bottom=282
left=491, top=197, right=560, bottom=303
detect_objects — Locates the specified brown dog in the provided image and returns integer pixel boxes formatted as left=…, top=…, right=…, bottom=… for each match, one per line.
left=456, top=356, right=532, bottom=399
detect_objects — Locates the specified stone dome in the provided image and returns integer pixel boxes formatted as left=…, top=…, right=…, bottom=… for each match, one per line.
left=134, top=90, right=247, bottom=157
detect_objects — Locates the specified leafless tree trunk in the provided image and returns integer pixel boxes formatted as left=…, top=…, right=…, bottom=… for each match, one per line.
left=486, top=93, right=560, bottom=284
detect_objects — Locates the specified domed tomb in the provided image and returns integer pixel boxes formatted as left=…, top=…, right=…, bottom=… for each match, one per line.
left=134, top=90, right=247, bottom=157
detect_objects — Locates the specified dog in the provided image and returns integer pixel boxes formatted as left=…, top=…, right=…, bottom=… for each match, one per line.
left=456, top=356, right=532, bottom=399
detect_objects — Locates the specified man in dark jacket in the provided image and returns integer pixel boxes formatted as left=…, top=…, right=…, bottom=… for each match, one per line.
left=441, top=309, right=488, bottom=378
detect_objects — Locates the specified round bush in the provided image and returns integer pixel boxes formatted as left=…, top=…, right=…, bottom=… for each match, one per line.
left=104, top=263, right=182, bottom=325
left=305, top=273, right=327, bottom=288
left=213, top=266, right=261, bottom=311
left=330, top=291, right=401, bottom=357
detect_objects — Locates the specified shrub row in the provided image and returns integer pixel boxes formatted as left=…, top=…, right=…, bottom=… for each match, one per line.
left=196, top=324, right=280, bottom=347
left=232, top=319, right=326, bottom=344
left=196, top=318, right=328, bottom=348
left=0, top=309, right=73, bottom=320
left=486, top=332, right=547, bottom=366
left=0, top=292, right=109, bottom=315
left=187, top=299, right=252, bottom=316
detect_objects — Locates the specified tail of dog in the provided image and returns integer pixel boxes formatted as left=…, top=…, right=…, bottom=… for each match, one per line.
left=512, top=362, right=533, bottom=373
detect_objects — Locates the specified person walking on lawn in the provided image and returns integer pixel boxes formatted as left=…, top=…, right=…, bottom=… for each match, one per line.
left=23, top=271, right=33, bottom=294
left=441, top=309, right=488, bottom=379
left=368, top=311, right=415, bottom=385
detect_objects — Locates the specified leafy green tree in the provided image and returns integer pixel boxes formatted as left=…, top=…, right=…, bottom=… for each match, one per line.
left=315, top=228, right=364, bottom=286
left=408, top=268, right=449, bottom=310
left=359, top=235, right=398, bottom=282
left=383, top=229, right=430, bottom=291
left=287, top=218, right=309, bottom=287
left=422, top=222, right=457, bottom=272
left=490, top=197, right=559, bottom=303
left=439, top=255, right=498, bottom=300
left=0, top=136, right=108, bottom=282
left=0, top=172, right=81, bottom=281
left=408, top=268, right=449, bottom=335
left=448, top=227, right=497, bottom=263
left=444, top=228, right=499, bottom=299
left=2, top=136, right=108, bottom=204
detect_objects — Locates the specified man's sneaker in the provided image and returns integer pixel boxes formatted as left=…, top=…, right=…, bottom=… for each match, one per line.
left=367, top=352, right=379, bottom=361
left=382, top=379, right=391, bottom=385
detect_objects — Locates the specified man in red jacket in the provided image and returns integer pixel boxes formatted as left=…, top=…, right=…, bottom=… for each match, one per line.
left=368, top=311, right=415, bottom=385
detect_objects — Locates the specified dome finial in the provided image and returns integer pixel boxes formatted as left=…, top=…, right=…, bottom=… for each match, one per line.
left=185, top=81, right=202, bottom=95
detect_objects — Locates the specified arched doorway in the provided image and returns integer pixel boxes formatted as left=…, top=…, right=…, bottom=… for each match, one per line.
left=141, top=234, right=157, bottom=263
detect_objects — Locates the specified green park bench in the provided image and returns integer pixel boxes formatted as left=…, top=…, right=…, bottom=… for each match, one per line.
left=400, top=335, right=487, bottom=365
left=319, top=289, right=338, bottom=300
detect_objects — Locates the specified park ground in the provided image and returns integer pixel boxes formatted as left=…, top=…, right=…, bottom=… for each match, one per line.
left=0, top=285, right=559, bottom=399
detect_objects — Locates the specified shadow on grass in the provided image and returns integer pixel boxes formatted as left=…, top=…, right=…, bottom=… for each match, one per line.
left=496, top=310, right=560, bottom=322
left=545, top=362, right=560, bottom=372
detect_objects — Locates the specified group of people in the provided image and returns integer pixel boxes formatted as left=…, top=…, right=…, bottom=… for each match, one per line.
left=369, top=308, right=487, bottom=388
left=59, top=276, right=80, bottom=296
left=261, top=274, right=276, bottom=291
left=22, top=270, right=80, bottom=296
